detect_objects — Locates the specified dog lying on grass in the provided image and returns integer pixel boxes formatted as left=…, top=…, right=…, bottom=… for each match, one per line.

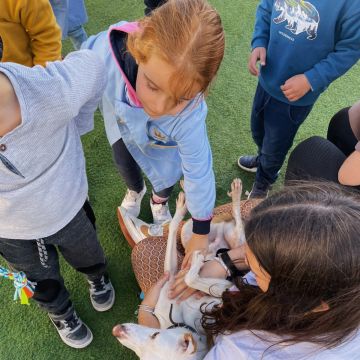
left=113, top=179, right=251, bottom=359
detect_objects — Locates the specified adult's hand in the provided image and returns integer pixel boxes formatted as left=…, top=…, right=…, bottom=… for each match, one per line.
left=142, top=272, right=170, bottom=308
left=138, top=272, right=169, bottom=328
left=168, top=267, right=204, bottom=302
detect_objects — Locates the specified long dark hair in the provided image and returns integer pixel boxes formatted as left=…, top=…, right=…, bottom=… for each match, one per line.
left=202, top=182, right=360, bottom=349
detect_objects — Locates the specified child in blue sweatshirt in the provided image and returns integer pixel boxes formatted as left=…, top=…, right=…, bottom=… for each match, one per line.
left=238, top=0, right=360, bottom=198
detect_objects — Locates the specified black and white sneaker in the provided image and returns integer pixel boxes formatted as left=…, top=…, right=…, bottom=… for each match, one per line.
left=237, top=155, right=259, bottom=173
left=88, top=274, right=115, bottom=312
left=49, top=305, right=93, bottom=348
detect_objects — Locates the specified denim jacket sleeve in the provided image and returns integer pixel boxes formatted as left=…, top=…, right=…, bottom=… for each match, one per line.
left=174, top=101, right=215, bottom=221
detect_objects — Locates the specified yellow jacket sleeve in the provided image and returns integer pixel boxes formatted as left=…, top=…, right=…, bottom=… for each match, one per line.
left=20, top=0, right=62, bottom=66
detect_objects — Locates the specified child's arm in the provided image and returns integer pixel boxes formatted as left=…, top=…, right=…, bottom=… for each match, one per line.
left=174, top=103, right=215, bottom=266
left=249, top=0, right=273, bottom=76
left=4, top=50, right=106, bottom=128
left=283, top=10, right=360, bottom=102
left=251, top=0, right=273, bottom=50
left=20, top=0, right=62, bottom=66
left=43, top=50, right=107, bottom=128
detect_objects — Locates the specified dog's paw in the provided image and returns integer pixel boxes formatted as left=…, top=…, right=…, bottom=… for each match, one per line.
left=175, top=191, right=187, bottom=216
left=227, top=178, right=242, bottom=201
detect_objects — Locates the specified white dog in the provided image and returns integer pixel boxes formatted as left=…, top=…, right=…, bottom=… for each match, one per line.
left=112, top=324, right=206, bottom=360
left=114, top=179, right=246, bottom=360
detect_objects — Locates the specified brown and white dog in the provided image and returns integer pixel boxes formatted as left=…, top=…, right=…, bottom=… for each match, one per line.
left=113, top=179, right=247, bottom=359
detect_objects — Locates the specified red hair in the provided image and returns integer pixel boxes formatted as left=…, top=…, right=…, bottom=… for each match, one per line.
left=127, top=0, right=225, bottom=101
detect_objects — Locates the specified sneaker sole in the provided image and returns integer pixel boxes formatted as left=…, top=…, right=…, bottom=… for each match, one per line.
left=90, top=282, right=115, bottom=312
left=237, top=159, right=258, bottom=173
left=49, top=317, right=93, bottom=349
left=59, top=331, right=93, bottom=349
left=117, top=206, right=139, bottom=249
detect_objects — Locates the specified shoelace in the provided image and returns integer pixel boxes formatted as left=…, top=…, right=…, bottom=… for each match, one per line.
left=152, top=203, right=169, bottom=216
left=89, top=277, right=106, bottom=293
left=124, top=189, right=141, bottom=203
left=64, top=314, right=80, bottom=331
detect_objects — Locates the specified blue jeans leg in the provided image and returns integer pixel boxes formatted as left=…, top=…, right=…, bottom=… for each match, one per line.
left=250, top=83, right=271, bottom=152
left=251, top=84, right=313, bottom=185
left=68, top=25, right=88, bottom=50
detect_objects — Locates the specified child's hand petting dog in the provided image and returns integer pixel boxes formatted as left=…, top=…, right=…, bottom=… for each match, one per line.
left=168, top=267, right=206, bottom=302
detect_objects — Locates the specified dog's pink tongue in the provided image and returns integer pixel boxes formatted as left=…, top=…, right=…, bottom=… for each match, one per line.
left=112, top=324, right=126, bottom=338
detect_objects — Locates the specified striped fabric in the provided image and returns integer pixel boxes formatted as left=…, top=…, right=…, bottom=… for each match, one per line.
left=0, top=50, right=106, bottom=239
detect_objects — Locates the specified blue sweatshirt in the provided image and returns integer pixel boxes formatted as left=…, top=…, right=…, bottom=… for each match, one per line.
left=252, top=0, right=360, bottom=106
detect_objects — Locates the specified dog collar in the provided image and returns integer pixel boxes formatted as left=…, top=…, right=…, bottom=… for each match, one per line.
left=167, top=303, right=197, bottom=334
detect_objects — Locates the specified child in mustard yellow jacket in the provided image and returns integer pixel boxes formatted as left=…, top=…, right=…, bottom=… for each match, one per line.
left=0, top=0, right=61, bottom=66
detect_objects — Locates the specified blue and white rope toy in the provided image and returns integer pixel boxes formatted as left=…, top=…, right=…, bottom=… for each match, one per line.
left=0, top=266, right=35, bottom=305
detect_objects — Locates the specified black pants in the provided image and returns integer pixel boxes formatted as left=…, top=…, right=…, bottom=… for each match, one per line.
left=285, top=107, right=357, bottom=184
left=112, top=138, right=173, bottom=198
left=0, top=201, right=107, bottom=314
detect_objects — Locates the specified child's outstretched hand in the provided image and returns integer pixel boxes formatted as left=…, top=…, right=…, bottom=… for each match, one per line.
left=248, top=47, right=267, bottom=76
left=281, top=74, right=311, bottom=102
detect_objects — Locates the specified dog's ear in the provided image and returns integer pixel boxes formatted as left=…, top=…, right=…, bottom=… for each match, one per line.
left=179, top=333, right=197, bottom=354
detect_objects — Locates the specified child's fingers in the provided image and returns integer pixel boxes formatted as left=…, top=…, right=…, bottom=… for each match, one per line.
left=259, top=48, right=266, bottom=66
left=176, top=287, right=198, bottom=303
left=181, top=252, right=192, bottom=270
left=195, top=291, right=206, bottom=300
left=248, top=64, right=259, bottom=76
left=281, top=82, right=291, bottom=91
left=248, top=53, right=259, bottom=75
left=168, top=281, right=187, bottom=299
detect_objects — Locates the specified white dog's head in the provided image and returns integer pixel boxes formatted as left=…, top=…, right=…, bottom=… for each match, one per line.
left=113, top=323, right=207, bottom=360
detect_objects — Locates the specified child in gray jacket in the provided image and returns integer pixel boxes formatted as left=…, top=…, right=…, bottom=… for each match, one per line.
left=0, top=50, right=114, bottom=348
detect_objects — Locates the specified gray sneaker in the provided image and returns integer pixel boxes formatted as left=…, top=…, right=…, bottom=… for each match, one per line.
left=88, top=274, right=115, bottom=312
left=49, top=305, right=93, bottom=348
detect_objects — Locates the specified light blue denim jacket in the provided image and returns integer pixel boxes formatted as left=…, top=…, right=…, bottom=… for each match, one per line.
left=82, top=21, right=215, bottom=221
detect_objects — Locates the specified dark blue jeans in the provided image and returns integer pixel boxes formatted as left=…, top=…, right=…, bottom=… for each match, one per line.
left=0, top=201, right=107, bottom=314
left=251, top=83, right=313, bottom=185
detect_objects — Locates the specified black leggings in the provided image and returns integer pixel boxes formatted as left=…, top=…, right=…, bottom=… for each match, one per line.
left=112, top=138, right=173, bottom=198
left=285, top=107, right=357, bottom=184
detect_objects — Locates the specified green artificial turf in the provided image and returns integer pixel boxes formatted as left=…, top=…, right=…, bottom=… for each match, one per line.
left=0, top=0, right=359, bottom=358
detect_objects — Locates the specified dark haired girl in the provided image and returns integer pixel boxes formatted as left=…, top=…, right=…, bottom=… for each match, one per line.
left=202, top=183, right=360, bottom=359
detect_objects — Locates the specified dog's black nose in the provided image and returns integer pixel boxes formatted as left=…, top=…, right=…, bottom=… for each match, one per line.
left=112, top=324, right=126, bottom=338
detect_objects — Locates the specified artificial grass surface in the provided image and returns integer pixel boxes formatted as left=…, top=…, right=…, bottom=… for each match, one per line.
left=0, top=0, right=359, bottom=359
